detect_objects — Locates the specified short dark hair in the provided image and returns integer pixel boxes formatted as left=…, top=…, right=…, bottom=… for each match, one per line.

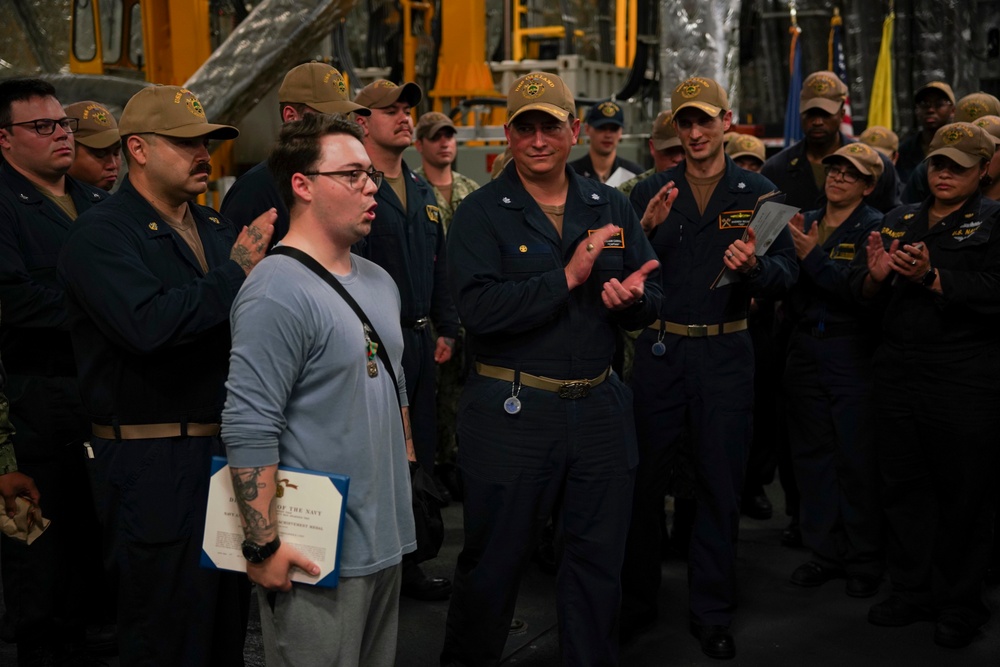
left=268, top=113, right=364, bottom=211
left=0, top=78, right=58, bottom=129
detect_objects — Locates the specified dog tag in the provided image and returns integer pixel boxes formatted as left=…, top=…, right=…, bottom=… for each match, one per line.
left=504, top=396, right=522, bottom=415
left=367, top=360, right=379, bottom=378
left=651, top=341, right=666, bottom=357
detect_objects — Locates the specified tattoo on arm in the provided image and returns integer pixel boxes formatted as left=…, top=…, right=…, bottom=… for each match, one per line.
left=231, top=466, right=278, bottom=544
left=402, top=409, right=413, bottom=441
left=231, top=245, right=254, bottom=274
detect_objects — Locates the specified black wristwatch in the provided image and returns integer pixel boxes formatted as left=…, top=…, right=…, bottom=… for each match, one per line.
left=744, top=261, right=763, bottom=280
left=241, top=537, right=281, bottom=564
left=921, top=266, right=937, bottom=287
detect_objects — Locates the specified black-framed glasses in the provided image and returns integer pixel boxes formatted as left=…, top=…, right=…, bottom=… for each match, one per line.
left=303, top=168, right=383, bottom=190
left=824, top=165, right=863, bottom=184
left=2, top=117, right=79, bottom=136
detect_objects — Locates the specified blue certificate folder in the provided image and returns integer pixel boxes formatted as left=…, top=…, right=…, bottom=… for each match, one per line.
left=200, top=456, right=350, bottom=588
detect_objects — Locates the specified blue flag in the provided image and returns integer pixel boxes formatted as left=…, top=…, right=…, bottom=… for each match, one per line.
left=784, top=26, right=804, bottom=147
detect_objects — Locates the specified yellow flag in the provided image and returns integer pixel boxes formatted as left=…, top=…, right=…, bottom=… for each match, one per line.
left=868, top=11, right=895, bottom=129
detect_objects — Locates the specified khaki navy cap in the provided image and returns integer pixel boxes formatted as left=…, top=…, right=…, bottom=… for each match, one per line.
left=801, top=71, right=848, bottom=114
left=726, top=134, right=766, bottom=164
left=927, top=122, right=996, bottom=168
left=119, top=86, right=238, bottom=140
left=354, top=79, right=422, bottom=110
left=822, top=142, right=884, bottom=180
left=650, top=110, right=680, bottom=150
left=671, top=77, right=729, bottom=117
left=972, top=115, right=1000, bottom=146
left=915, top=81, right=956, bottom=106
left=506, top=72, right=576, bottom=124
left=415, top=111, right=456, bottom=141
left=956, top=92, right=1000, bottom=123
left=278, top=63, right=370, bottom=116
left=64, top=100, right=119, bottom=149
left=859, top=125, right=899, bottom=157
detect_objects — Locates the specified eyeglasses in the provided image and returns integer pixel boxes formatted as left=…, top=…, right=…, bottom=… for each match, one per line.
left=2, top=117, right=79, bottom=136
left=303, top=168, right=383, bottom=190
left=824, top=165, right=863, bottom=184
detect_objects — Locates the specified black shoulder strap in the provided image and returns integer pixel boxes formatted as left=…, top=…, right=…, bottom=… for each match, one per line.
left=269, top=246, right=401, bottom=408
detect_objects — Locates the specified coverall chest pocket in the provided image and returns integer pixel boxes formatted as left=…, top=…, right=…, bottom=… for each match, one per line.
left=500, top=244, right=557, bottom=280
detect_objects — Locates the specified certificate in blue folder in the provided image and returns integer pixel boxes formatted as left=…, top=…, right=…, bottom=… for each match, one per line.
left=200, top=456, right=350, bottom=588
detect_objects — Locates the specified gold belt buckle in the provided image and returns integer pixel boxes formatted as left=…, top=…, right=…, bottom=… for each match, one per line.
left=558, top=381, right=591, bottom=399
left=687, top=324, right=709, bottom=337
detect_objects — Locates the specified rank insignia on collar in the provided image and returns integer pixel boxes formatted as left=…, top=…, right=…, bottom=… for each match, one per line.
left=209, top=216, right=220, bottom=225
left=502, top=196, right=512, bottom=204
left=738, top=182, right=746, bottom=189
left=591, top=193, right=600, bottom=200
left=18, top=193, right=28, bottom=200
left=790, top=158, right=799, bottom=166
left=903, top=213, right=915, bottom=220
left=148, top=222, right=159, bottom=231
left=965, top=212, right=975, bottom=218
left=92, top=192, right=100, bottom=199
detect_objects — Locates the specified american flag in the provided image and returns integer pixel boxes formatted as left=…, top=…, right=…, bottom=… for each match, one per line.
left=829, top=10, right=854, bottom=136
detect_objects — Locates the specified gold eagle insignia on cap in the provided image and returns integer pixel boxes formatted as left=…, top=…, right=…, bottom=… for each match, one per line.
left=864, top=130, right=885, bottom=143
left=677, top=78, right=709, bottom=99
left=599, top=101, right=620, bottom=117
left=974, top=116, right=1000, bottom=129
left=324, top=70, right=348, bottom=94
left=848, top=144, right=870, bottom=155
left=810, top=76, right=834, bottom=93
left=960, top=102, right=987, bottom=120
left=518, top=74, right=553, bottom=100
left=738, top=136, right=755, bottom=150
left=943, top=126, right=973, bottom=144
left=375, top=80, right=397, bottom=89
left=186, top=96, right=206, bottom=118
left=83, top=104, right=112, bottom=126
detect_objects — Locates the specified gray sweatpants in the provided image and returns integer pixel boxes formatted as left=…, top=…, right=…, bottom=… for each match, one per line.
left=258, top=563, right=402, bottom=667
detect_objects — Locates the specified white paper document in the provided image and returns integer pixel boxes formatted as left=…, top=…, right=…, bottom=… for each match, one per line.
left=713, top=198, right=800, bottom=288
left=201, top=456, right=349, bottom=588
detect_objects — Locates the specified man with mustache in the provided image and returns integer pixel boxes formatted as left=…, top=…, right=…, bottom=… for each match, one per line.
left=65, top=100, right=121, bottom=192
left=58, top=85, right=275, bottom=666
left=353, top=80, right=460, bottom=602
left=0, top=77, right=109, bottom=666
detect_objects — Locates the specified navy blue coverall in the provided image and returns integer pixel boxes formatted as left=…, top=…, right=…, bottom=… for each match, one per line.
left=58, top=175, right=249, bottom=667
left=354, top=162, right=460, bottom=473
left=850, top=194, right=1000, bottom=628
left=0, top=161, right=107, bottom=657
left=784, top=203, right=884, bottom=577
left=442, top=164, right=661, bottom=667
left=219, top=160, right=290, bottom=245
left=622, top=157, right=798, bottom=629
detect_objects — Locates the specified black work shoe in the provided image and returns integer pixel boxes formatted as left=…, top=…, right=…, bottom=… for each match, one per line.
left=781, top=520, right=803, bottom=548
left=689, top=622, right=735, bottom=660
left=790, top=561, right=845, bottom=587
left=867, top=595, right=934, bottom=627
left=741, top=490, right=773, bottom=520
left=845, top=574, right=881, bottom=598
left=934, top=615, right=978, bottom=648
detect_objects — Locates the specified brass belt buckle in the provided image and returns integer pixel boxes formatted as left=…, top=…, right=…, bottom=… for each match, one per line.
left=687, top=324, right=709, bottom=337
left=558, top=381, right=591, bottom=399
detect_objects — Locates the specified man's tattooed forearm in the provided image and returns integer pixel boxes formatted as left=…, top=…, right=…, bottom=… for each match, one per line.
left=231, top=467, right=278, bottom=543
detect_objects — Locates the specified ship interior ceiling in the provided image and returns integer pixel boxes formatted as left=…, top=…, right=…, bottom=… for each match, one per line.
left=4, top=0, right=997, bottom=184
